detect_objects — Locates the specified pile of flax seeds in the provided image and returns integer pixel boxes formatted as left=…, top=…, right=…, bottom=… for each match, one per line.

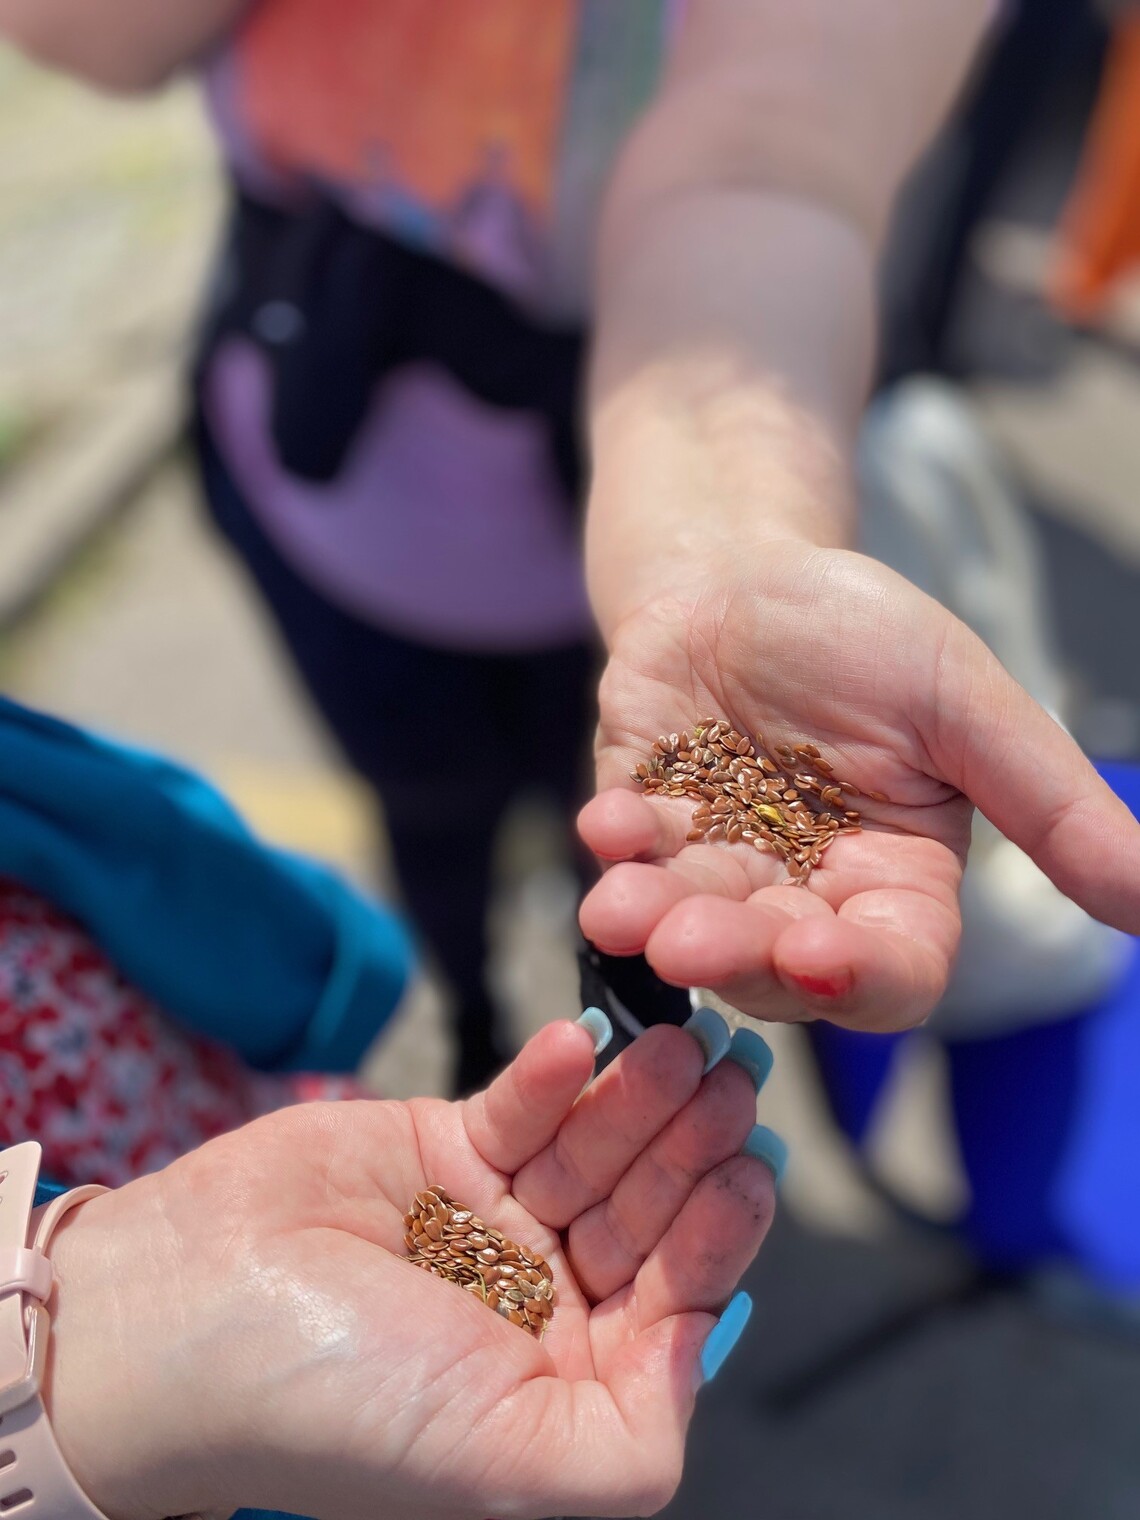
left=632, top=717, right=883, bottom=884
left=404, top=1186, right=556, bottom=1340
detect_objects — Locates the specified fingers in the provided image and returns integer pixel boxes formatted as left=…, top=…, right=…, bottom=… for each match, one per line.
left=776, top=912, right=949, bottom=1031
left=580, top=817, right=964, bottom=1029
left=511, top=1024, right=706, bottom=1228
left=645, top=881, right=960, bottom=1031
left=933, top=623, right=1140, bottom=936
left=567, top=1053, right=760, bottom=1302
left=578, top=850, right=778, bottom=954
left=642, top=888, right=829, bottom=1001
left=578, top=787, right=696, bottom=863
left=632, top=1151, right=776, bottom=1325
left=462, top=1019, right=598, bottom=1176
left=489, top=1156, right=775, bottom=1514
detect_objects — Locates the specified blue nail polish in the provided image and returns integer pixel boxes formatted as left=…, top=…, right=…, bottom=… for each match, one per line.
left=725, top=1028, right=774, bottom=1094
left=699, top=1291, right=753, bottom=1383
left=576, top=1006, right=613, bottom=1056
left=742, top=1124, right=788, bottom=1184
left=682, top=1006, right=731, bottom=1073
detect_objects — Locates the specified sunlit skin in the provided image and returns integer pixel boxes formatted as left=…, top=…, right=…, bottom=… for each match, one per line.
left=46, top=1019, right=774, bottom=1520
left=572, top=4, right=1140, bottom=1032
left=579, top=546, right=1140, bottom=1031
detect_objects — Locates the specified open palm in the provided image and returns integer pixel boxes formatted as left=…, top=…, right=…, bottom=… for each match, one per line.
left=579, top=542, right=1140, bottom=1030
left=56, top=1017, right=773, bottom=1520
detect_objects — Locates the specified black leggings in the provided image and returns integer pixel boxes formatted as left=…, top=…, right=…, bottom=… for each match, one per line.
left=195, top=422, right=598, bottom=1087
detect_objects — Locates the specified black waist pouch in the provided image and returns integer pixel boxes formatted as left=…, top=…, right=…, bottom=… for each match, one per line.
left=196, top=182, right=587, bottom=502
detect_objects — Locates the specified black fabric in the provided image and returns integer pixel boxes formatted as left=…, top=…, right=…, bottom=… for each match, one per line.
left=199, top=183, right=587, bottom=499
left=578, top=943, right=694, bottom=1075
left=194, top=188, right=691, bottom=1083
left=195, top=424, right=692, bottom=1086
left=878, top=0, right=1106, bottom=383
left=195, top=419, right=600, bottom=1091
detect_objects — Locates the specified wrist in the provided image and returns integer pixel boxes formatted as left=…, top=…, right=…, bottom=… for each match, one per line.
left=586, top=359, right=854, bottom=642
left=585, top=181, right=876, bottom=642
left=41, top=1184, right=226, bottom=1520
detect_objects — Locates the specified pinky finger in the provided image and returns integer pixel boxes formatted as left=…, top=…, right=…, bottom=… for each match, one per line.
left=633, top=1152, right=777, bottom=1327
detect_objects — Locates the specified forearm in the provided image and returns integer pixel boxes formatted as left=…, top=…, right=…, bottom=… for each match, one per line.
left=587, top=187, right=874, bottom=638
left=0, top=0, right=250, bottom=91
left=586, top=0, right=990, bottom=641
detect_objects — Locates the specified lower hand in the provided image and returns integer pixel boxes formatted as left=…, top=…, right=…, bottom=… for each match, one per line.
left=44, top=1014, right=774, bottom=1520
left=579, top=541, right=1140, bottom=1031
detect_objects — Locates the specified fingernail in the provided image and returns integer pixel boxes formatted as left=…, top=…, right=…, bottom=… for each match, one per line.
left=682, top=1006, right=731, bottom=1073
left=725, top=1028, right=774, bottom=1094
left=742, top=1124, right=788, bottom=1184
left=576, top=1006, right=613, bottom=1056
left=699, top=1291, right=753, bottom=1384
left=787, top=968, right=854, bottom=1002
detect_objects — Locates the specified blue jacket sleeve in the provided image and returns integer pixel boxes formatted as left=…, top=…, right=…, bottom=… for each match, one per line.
left=0, top=697, right=413, bottom=1072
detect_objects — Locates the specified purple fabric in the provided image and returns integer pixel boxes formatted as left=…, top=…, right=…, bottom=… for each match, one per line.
left=204, top=340, right=593, bottom=651
left=197, top=6, right=677, bottom=643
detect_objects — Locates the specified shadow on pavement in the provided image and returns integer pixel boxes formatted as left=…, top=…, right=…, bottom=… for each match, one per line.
left=654, top=1214, right=1140, bottom=1520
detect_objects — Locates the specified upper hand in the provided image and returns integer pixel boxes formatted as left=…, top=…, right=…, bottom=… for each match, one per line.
left=578, top=540, right=1140, bottom=1031
left=44, top=1016, right=773, bottom=1520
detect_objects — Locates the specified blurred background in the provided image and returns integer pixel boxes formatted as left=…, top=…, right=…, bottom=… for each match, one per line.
left=3, top=3, right=1140, bottom=1516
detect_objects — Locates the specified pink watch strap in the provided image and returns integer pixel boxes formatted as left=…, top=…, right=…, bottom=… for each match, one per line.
left=0, top=1252, right=54, bottom=1308
left=0, top=1142, right=111, bottom=1519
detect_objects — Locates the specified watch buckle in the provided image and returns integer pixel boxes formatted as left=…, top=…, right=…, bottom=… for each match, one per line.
left=0, top=1302, right=49, bottom=1416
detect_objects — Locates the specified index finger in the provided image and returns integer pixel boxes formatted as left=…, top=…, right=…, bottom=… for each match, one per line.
left=462, top=1019, right=598, bottom=1176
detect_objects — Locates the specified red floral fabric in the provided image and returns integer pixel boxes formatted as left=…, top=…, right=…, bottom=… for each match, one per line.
left=0, top=877, right=366, bottom=1187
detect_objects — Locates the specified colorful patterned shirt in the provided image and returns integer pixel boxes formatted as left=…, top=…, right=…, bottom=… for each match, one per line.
left=200, top=1, right=676, bottom=649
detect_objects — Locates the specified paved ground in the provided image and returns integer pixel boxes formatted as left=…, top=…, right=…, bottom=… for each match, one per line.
left=2, top=43, right=1140, bottom=1520
left=0, top=52, right=216, bottom=432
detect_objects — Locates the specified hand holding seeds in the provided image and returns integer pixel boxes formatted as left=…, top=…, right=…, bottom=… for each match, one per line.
left=579, top=542, right=1140, bottom=1032
left=45, top=1014, right=774, bottom=1520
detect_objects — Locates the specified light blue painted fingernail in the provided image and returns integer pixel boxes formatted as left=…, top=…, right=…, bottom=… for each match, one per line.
left=725, top=1028, right=774, bottom=1094
left=699, top=1291, right=753, bottom=1384
left=576, top=1006, right=613, bottom=1056
left=682, top=1006, right=731, bottom=1073
left=743, top=1124, right=788, bottom=1184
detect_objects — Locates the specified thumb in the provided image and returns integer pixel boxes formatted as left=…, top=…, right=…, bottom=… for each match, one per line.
left=930, top=619, right=1140, bottom=936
